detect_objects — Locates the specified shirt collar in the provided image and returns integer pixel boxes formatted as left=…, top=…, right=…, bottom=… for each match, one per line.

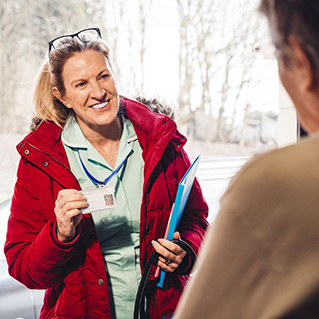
left=62, top=115, right=138, bottom=151
left=62, top=116, right=88, bottom=149
left=124, top=116, right=138, bottom=144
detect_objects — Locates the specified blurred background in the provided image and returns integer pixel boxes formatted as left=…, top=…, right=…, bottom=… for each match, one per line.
left=0, top=0, right=280, bottom=202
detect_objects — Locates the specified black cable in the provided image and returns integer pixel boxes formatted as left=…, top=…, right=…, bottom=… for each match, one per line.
left=134, top=239, right=196, bottom=319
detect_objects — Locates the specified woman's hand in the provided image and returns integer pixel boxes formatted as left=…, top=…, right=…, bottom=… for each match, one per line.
left=151, top=231, right=186, bottom=273
left=54, top=189, right=88, bottom=242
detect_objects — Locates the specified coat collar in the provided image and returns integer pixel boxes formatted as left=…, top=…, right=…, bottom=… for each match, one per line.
left=17, top=120, right=69, bottom=166
left=121, top=97, right=186, bottom=151
left=16, top=121, right=80, bottom=189
left=120, top=97, right=187, bottom=185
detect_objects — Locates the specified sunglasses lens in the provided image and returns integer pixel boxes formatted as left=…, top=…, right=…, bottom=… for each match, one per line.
left=78, top=29, right=100, bottom=42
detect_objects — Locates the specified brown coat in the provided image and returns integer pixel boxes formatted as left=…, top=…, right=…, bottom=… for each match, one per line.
left=173, top=136, right=319, bottom=319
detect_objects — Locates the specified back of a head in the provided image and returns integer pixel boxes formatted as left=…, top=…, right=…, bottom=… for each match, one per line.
left=260, top=0, right=319, bottom=73
left=33, top=32, right=111, bottom=127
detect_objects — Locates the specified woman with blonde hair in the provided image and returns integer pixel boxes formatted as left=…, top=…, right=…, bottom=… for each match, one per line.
left=4, top=27, right=208, bottom=319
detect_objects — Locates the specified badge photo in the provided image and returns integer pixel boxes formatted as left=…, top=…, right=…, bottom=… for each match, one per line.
left=81, top=186, right=116, bottom=213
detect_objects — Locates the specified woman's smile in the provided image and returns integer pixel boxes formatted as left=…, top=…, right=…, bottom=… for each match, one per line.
left=55, top=50, right=120, bottom=136
left=89, top=99, right=111, bottom=110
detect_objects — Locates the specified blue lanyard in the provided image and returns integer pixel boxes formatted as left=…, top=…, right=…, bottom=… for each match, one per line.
left=77, top=150, right=129, bottom=186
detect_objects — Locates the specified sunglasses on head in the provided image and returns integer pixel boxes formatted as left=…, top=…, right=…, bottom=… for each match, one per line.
left=48, top=27, right=102, bottom=56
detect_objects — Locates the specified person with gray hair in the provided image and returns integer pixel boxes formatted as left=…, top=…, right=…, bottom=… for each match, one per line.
left=173, top=1, right=319, bottom=318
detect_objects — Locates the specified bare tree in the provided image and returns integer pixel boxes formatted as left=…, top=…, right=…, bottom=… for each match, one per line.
left=175, top=0, right=269, bottom=144
left=138, top=0, right=153, bottom=93
left=176, top=0, right=196, bottom=120
left=102, top=0, right=155, bottom=96
left=0, top=0, right=33, bottom=132
left=216, top=0, right=264, bottom=141
left=0, top=0, right=107, bottom=133
left=1, top=0, right=274, bottom=148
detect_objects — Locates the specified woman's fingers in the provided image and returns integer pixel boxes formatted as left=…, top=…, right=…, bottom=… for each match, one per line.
left=152, top=239, right=186, bottom=262
left=158, top=256, right=178, bottom=268
left=60, top=200, right=88, bottom=215
left=54, top=189, right=88, bottom=242
left=172, top=231, right=181, bottom=240
left=56, top=192, right=88, bottom=209
left=65, top=208, right=84, bottom=219
left=56, top=189, right=79, bottom=202
left=157, top=238, right=186, bottom=257
left=157, top=258, right=178, bottom=273
left=151, top=238, right=187, bottom=273
left=55, top=190, right=88, bottom=214
left=72, top=214, right=82, bottom=227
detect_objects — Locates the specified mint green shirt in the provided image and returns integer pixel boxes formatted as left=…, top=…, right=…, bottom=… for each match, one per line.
left=62, top=116, right=144, bottom=319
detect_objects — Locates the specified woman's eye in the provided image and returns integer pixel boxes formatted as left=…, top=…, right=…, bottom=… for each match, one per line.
left=100, top=74, right=110, bottom=80
left=75, top=82, right=86, bottom=88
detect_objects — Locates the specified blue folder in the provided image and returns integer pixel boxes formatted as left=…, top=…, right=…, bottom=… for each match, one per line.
left=157, top=155, right=201, bottom=288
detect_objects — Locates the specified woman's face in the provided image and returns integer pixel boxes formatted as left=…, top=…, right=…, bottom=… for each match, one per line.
left=54, top=50, right=119, bottom=135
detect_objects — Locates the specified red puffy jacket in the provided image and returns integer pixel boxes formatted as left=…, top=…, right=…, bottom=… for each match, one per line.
left=5, top=98, right=208, bottom=319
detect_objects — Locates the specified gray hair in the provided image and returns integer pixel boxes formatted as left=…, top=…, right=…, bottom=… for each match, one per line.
left=259, top=0, right=319, bottom=73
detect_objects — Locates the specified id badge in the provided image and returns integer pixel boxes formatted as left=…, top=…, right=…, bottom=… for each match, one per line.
left=81, top=185, right=116, bottom=214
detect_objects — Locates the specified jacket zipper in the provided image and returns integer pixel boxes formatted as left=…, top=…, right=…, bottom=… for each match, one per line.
left=142, top=177, right=151, bottom=269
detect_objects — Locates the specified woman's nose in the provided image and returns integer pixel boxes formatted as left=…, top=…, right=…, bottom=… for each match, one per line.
left=90, top=81, right=105, bottom=99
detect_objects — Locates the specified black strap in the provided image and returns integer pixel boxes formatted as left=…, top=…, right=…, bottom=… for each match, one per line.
left=134, top=239, right=196, bottom=319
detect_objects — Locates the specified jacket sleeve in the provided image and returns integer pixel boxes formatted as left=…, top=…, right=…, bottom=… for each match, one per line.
left=4, top=158, right=80, bottom=289
left=174, top=148, right=209, bottom=273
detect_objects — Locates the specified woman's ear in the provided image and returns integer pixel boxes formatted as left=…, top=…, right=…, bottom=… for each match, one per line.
left=52, top=87, right=72, bottom=109
left=289, top=36, right=318, bottom=92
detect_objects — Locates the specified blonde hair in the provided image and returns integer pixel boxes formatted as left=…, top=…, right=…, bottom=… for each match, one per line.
left=33, top=61, right=70, bottom=126
left=33, top=37, right=111, bottom=126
